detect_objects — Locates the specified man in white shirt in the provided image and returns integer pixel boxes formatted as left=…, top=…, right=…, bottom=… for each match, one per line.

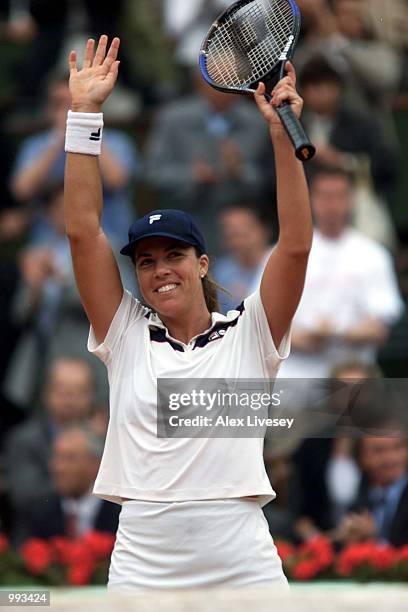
left=163, top=0, right=231, bottom=65
left=278, top=167, right=404, bottom=379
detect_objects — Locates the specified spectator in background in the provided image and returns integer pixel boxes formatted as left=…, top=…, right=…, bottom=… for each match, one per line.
left=10, top=74, right=139, bottom=252
left=2, top=0, right=66, bottom=106
left=145, top=70, right=274, bottom=256
left=162, top=0, right=231, bottom=67
left=295, top=0, right=404, bottom=129
left=0, top=108, right=28, bottom=391
left=0, top=109, right=17, bottom=213
left=364, top=0, right=408, bottom=56
left=334, top=425, right=408, bottom=547
left=2, top=184, right=109, bottom=406
left=299, top=56, right=399, bottom=214
left=213, top=204, right=273, bottom=313
left=0, top=105, right=28, bottom=456
left=14, top=424, right=119, bottom=545
left=3, top=357, right=96, bottom=525
left=278, top=168, right=404, bottom=379
left=1, top=0, right=139, bottom=110
left=289, top=359, right=381, bottom=544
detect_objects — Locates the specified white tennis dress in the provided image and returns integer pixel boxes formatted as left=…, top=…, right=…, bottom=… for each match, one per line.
left=88, top=288, right=291, bottom=590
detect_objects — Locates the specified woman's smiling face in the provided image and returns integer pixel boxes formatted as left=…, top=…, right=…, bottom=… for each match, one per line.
left=134, top=236, right=209, bottom=318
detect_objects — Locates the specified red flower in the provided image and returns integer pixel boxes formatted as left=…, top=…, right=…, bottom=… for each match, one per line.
left=82, top=531, right=115, bottom=560
left=297, top=536, right=335, bottom=571
left=65, top=540, right=94, bottom=565
left=398, top=545, right=408, bottom=563
left=20, top=539, right=53, bottom=575
left=65, top=540, right=96, bottom=585
left=370, top=544, right=397, bottom=571
left=49, top=537, right=72, bottom=564
left=336, top=541, right=379, bottom=576
left=275, top=540, right=295, bottom=562
left=292, top=558, right=322, bottom=580
left=0, top=534, right=9, bottom=554
left=337, top=541, right=400, bottom=576
left=67, top=561, right=95, bottom=586
left=300, top=535, right=333, bottom=554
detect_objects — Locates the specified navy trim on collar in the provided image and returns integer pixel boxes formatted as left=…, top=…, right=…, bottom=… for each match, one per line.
left=149, top=327, right=184, bottom=351
left=193, top=302, right=245, bottom=349
left=148, top=302, right=245, bottom=352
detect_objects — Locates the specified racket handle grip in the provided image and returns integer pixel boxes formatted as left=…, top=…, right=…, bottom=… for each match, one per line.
left=275, top=103, right=316, bottom=162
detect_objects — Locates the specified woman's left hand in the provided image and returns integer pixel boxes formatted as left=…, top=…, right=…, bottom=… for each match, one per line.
left=254, top=61, right=303, bottom=130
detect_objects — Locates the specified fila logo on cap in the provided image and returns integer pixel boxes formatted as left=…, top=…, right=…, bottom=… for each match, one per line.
left=149, top=214, right=162, bottom=224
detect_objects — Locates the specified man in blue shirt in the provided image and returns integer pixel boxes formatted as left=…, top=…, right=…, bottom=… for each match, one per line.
left=213, top=204, right=273, bottom=313
left=10, top=75, right=139, bottom=250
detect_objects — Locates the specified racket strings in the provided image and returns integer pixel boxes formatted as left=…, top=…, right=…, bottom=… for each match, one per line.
left=209, top=4, right=266, bottom=82
left=205, top=0, right=295, bottom=87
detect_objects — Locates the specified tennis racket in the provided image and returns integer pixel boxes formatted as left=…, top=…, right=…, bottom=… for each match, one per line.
left=199, top=0, right=316, bottom=162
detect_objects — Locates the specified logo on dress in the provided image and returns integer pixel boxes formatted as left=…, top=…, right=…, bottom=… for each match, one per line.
left=209, top=329, right=226, bottom=342
left=89, top=128, right=101, bottom=141
left=149, top=214, right=162, bottom=224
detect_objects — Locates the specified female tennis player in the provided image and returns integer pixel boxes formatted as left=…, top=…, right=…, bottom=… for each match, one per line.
left=64, top=35, right=312, bottom=591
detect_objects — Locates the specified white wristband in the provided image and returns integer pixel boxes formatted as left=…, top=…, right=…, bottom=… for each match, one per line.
left=65, top=110, right=104, bottom=155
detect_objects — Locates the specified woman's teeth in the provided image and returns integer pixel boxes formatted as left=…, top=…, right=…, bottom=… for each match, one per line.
left=157, top=284, right=178, bottom=294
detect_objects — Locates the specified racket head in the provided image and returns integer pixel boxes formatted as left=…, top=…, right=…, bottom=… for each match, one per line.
left=199, top=0, right=301, bottom=96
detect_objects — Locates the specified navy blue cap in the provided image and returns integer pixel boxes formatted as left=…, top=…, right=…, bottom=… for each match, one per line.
left=120, top=210, right=207, bottom=258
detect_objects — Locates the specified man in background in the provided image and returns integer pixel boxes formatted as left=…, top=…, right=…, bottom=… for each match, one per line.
left=213, top=204, right=273, bottom=313
left=288, top=359, right=381, bottom=543
left=278, top=167, right=403, bottom=379
left=3, top=357, right=96, bottom=521
left=14, top=424, right=119, bottom=545
left=10, top=74, right=139, bottom=251
left=2, top=184, right=108, bottom=406
left=145, top=70, right=273, bottom=256
left=335, top=427, right=408, bottom=547
left=299, top=56, right=397, bottom=205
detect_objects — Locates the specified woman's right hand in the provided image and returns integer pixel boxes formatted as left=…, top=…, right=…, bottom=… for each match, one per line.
left=68, top=35, right=120, bottom=113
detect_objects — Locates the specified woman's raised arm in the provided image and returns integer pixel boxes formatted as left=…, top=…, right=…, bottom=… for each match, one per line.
left=64, top=35, right=124, bottom=344
left=253, top=63, right=313, bottom=350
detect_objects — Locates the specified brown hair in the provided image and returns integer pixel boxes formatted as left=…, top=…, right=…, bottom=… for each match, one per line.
left=194, top=247, right=229, bottom=313
left=202, top=273, right=221, bottom=313
left=299, top=55, right=344, bottom=89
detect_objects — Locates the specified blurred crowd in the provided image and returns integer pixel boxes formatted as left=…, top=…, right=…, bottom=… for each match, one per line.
left=0, top=0, right=408, bottom=561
